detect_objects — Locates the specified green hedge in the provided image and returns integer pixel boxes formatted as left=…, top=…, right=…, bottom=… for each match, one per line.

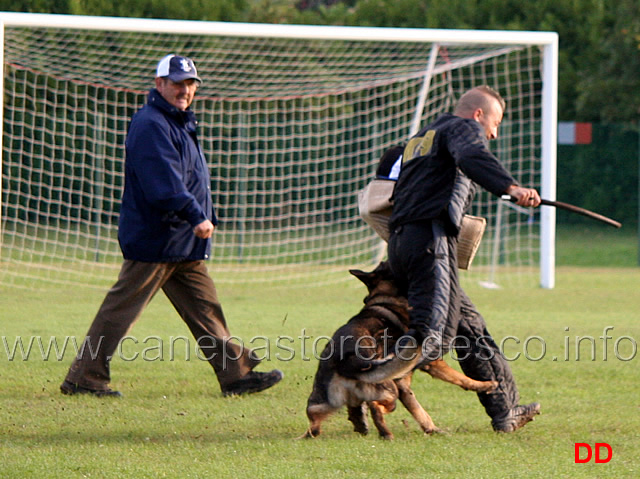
left=557, top=123, right=638, bottom=227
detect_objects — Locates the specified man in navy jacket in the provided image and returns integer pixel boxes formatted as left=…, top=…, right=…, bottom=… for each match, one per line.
left=61, top=54, right=283, bottom=398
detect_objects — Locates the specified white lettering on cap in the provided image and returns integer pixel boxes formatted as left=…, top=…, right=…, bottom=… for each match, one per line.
left=179, top=58, right=193, bottom=72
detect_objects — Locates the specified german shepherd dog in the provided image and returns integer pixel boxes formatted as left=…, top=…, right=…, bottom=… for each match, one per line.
left=301, top=261, right=497, bottom=440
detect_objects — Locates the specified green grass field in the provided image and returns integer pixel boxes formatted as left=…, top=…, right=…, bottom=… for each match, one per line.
left=1, top=225, right=639, bottom=478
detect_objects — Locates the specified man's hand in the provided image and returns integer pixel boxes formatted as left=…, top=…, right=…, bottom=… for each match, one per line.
left=505, top=185, right=541, bottom=207
left=193, top=219, right=215, bottom=239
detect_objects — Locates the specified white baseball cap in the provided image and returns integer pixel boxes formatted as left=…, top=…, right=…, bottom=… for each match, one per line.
left=156, top=54, right=202, bottom=84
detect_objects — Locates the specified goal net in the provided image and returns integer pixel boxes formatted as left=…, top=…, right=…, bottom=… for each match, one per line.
left=0, top=13, right=557, bottom=289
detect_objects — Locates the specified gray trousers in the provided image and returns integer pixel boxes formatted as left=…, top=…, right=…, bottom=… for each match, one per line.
left=64, top=260, right=259, bottom=391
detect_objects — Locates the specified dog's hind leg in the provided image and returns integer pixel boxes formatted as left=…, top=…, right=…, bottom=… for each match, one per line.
left=299, top=403, right=337, bottom=439
left=368, top=401, right=395, bottom=440
left=347, top=403, right=369, bottom=435
left=420, top=359, right=498, bottom=393
left=395, top=374, right=441, bottom=434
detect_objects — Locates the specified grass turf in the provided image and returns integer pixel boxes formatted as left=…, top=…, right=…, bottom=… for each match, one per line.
left=1, top=225, right=639, bottom=477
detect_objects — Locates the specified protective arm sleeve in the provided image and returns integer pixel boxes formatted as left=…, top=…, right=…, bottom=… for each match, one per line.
left=447, top=121, right=516, bottom=196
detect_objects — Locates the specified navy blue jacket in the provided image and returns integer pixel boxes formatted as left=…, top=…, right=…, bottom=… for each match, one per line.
left=118, top=89, right=217, bottom=262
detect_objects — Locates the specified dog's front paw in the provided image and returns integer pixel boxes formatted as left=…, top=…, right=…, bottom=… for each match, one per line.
left=297, top=429, right=318, bottom=440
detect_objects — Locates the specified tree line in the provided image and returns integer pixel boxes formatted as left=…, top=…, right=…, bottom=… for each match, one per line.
left=2, top=0, right=638, bottom=123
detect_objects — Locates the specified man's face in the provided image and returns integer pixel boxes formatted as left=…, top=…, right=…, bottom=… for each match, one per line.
left=475, top=97, right=504, bottom=140
left=155, top=77, right=198, bottom=111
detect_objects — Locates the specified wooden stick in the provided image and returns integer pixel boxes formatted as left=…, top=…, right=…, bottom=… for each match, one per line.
left=501, top=195, right=622, bottom=228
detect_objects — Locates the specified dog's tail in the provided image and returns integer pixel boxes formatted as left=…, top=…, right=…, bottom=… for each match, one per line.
left=354, top=345, right=424, bottom=383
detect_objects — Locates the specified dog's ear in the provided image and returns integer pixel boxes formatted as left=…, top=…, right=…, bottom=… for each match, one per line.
left=373, top=261, right=393, bottom=277
left=349, top=269, right=376, bottom=288
left=349, top=269, right=367, bottom=279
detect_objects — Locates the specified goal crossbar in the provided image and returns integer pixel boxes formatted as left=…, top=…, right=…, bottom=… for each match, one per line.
left=0, top=12, right=557, bottom=44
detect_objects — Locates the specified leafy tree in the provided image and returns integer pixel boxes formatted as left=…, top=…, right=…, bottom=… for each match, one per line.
left=0, top=0, right=71, bottom=13
left=0, top=0, right=638, bottom=121
left=244, top=0, right=301, bottom=23
left=65, top=0, right=249, bottom=21
left=574, top=0, right=640, bottom=122
left=283, top=0, right=638, bottom=122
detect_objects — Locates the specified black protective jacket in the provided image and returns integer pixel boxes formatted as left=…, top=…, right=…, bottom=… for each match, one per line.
left=389, top=113, right=515, bottom=234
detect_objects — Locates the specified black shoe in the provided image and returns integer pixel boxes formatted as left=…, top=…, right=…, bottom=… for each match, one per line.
left=492, top=402, right=541, bottom=432
left=222, top=369, right=284, bottom=397
left=60, top=380, right=123, bottom=398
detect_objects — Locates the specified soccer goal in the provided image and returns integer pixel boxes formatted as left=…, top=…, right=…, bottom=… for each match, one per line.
left=0, top=12, right=557, bottom=289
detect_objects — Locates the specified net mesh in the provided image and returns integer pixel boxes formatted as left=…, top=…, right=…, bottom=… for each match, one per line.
left=1, top=21, right=544, bottom=289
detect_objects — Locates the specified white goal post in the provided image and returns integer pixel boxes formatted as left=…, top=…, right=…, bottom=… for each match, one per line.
left=0, top=12, right=557, bottom=289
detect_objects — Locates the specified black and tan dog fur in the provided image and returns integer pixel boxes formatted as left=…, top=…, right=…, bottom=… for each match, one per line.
left=301, top=261, right=497, bottom=440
